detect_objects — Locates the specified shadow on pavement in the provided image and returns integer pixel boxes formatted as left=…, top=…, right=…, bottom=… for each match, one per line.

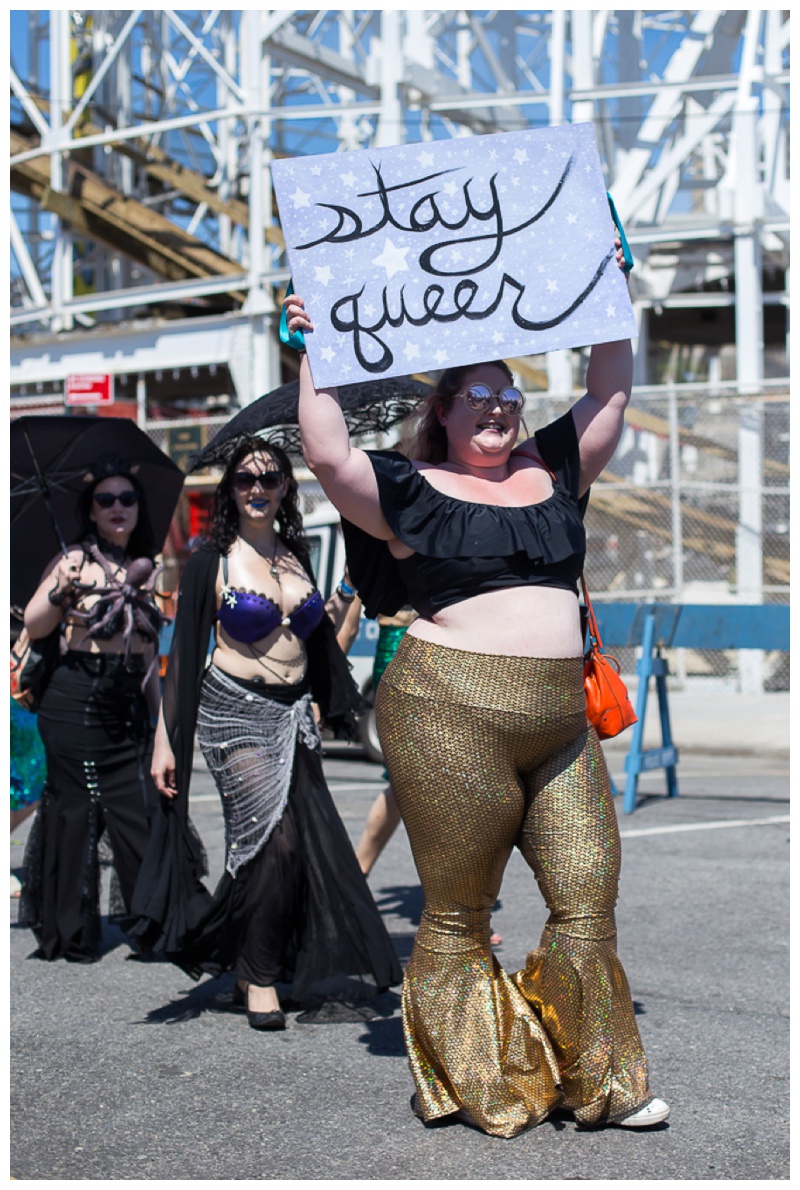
left=372, top=883, right=423, bottom=925
left=358, top=1013, right=406, bottom=1057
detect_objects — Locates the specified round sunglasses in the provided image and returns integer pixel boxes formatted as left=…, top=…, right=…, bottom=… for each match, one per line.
left=233, top=469, right=285, bottom=492
left=459, top=383, right=525, bottom=416
left=93, top=490, right=140, bottom=509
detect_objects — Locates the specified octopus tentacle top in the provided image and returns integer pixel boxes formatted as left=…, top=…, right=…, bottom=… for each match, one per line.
left=376, top=635, right=652, bottom=1139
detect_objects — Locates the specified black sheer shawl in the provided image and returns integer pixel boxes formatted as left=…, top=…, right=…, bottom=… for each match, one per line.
left=130, top=544, right=362, bottom=959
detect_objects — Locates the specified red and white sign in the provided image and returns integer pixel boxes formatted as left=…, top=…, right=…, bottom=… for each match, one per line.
left=65, top=373, right=115, bottom=406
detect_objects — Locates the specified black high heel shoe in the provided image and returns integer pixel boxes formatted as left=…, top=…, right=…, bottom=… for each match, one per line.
left=232, top=981, right=246, bottom=1007
left=247, top=1008, right=286, bottom=1031
left=245, top=985, right=286, bottom=1030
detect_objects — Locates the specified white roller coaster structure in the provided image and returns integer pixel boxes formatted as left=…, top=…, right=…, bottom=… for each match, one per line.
left=10, top=9, right=789, bottom=404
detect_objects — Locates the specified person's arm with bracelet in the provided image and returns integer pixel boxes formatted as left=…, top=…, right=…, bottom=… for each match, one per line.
left=23, top=548, right=84, bottom=639
left=287, top=296, right=395, bottom=543
left=334, top=586, right=363, bottom=655
left=571, top=240, right=633, bottom=493
left=325, top=566, right=360, bottom=635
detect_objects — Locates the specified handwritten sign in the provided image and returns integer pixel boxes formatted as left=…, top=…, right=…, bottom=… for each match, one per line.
left=271, top=123, right=636, bottom=387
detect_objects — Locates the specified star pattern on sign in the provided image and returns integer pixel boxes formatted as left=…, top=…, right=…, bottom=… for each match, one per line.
left=372, top=237, right=410, bottom=278
left=278, top=127, right=626, bottom=383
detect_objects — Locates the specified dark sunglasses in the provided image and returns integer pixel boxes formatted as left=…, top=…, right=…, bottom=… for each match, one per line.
left=233, top=470, right=284, bottom=492
left=93, top=490, right=140, bottom=509
left=460, top=383, right=525, bottom=416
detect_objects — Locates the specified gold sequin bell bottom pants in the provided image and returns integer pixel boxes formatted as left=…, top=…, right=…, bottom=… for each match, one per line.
left=375, top=637, right=652, bottom=1138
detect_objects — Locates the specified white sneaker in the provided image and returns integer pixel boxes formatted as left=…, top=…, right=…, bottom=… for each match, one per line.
left=616, top=1097, right=670, bottom=1128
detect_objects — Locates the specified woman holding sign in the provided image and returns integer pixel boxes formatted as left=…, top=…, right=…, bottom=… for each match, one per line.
left=285, top=252, right=668, bottom=1138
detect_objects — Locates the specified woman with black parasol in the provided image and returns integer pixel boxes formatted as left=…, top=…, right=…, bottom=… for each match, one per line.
left=19, top=454, right=167, bottom=962
left=139, top=437, right=401, bottom=1029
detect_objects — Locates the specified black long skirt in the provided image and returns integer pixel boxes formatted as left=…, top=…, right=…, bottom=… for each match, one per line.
left=19, top=651, right=158, bottom=962
left=161, top=681, right=402, bottom=1016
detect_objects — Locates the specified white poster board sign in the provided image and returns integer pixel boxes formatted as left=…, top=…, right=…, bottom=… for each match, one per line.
left=271, top=123, right=636, bottom=387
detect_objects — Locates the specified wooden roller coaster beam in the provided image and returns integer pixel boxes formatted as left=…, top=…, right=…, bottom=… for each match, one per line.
left=11, top=129, right=245, bottom=297
left=12, top=109, right=285, bottom=248
left=625, top=405, right=789, bottom=480
left=591, top=473, right=788, bottom=585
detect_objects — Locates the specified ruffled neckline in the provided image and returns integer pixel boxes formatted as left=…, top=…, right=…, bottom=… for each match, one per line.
left=414, top=465, right=560, bottom=512
left=365, top=449, right=584, bottom=564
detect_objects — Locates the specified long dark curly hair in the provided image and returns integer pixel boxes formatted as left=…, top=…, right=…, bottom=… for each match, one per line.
left=74, top=454, right=158, bottom=558
left=396, top=360, right=515, bottom=463
left=205, top=437, right=309, bottom=565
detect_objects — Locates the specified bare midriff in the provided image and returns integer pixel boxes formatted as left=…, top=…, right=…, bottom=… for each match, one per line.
left=211, top=628, right=307, bottom=686
left=63, top=622, right=152, bottom=656
left=405, top=584, right=584, bottom=658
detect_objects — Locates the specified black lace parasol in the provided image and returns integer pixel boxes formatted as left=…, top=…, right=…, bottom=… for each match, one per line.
left=188, top=375, right=433, bottom=471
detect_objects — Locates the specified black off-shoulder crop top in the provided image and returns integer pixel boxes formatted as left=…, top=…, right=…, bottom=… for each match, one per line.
left=341, top=410, right=589, bottom=620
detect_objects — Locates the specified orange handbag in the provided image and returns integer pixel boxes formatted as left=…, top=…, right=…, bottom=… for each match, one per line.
left=581, top=577, right=638, bottom=740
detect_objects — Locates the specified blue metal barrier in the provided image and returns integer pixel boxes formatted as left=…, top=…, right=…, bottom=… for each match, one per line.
left=592, top=603, right=789, bottom=814
left=158, top=602, right=788, bottom=817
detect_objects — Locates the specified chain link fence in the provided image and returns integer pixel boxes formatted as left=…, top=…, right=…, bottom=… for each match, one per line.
left=146, top=377, right=789, bottom=690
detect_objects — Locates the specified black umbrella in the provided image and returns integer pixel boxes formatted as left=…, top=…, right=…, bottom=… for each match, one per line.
left=188, top=375, right=433, bottom=471
left=11, top=415, right=185, bottom=610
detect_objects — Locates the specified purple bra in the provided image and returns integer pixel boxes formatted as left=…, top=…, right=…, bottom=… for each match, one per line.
left=217, top=554, right=325, bottom=645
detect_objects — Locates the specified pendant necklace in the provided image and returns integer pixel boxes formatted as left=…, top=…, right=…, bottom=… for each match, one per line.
left=268, top=536, right=281, bottom=585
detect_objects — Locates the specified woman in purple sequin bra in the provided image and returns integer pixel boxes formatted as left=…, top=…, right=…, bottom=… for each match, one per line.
left=141, top=438, right=401, bottom=1029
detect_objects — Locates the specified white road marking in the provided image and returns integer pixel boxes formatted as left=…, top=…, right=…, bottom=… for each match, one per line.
left=620, top=814, right=789, bottom=838
left=326, top=781, right=390, bottom=792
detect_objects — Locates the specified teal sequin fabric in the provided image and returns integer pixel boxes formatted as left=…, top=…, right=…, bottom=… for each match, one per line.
left=10, top=698, right=47, bottom=810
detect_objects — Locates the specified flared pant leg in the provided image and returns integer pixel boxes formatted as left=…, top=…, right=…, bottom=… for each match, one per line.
left=512, top=725, right=651, bottom=1125
left=375, top=636, right=651, bottom=1138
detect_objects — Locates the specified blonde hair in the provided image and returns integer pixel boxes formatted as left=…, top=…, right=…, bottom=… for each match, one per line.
left=395, top=361, right=515, bottom=463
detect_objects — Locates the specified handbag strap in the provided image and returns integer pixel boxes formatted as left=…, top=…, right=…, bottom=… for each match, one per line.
left=580, top=575, right=604, bottom=652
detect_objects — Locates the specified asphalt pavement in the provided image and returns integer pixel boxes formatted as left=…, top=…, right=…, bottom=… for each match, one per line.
left=9, top=689, right=789, bottom=1181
